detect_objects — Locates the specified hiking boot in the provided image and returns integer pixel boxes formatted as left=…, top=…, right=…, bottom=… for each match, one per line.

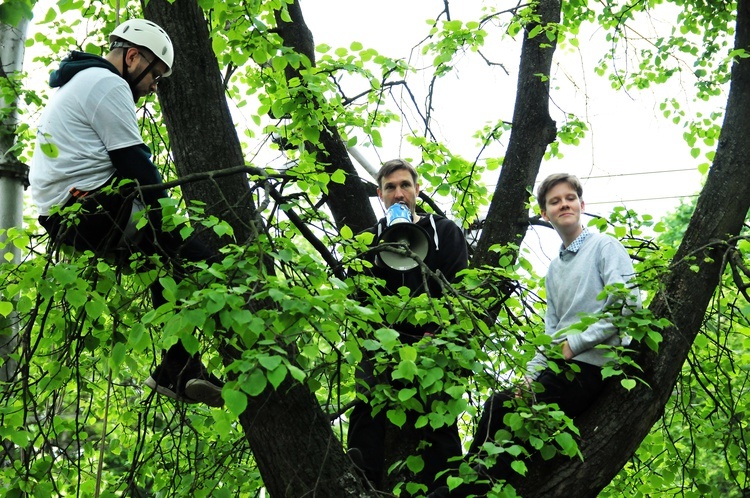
left=144, top=363, right=198, bottom=404
left=184, top=370, right=224, bottom=408
left=144, top=360, right=224, bottom=407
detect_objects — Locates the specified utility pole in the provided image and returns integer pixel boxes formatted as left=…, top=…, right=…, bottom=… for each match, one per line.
left=0, top=16, right=30, bottom=383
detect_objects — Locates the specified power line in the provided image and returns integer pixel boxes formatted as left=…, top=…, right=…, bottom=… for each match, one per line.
left=586, top=194, right=698, bottom=206
left=578, top=168, right=697, bottom=180
left=529, top=168, right=701, bottom=205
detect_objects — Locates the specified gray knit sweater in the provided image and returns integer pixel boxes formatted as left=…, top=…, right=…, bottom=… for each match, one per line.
left=526, top=230, right=642, bottom=378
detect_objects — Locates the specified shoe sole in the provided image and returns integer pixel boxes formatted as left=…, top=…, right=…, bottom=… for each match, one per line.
left=184, top=379, right=224, bottom=407
left=144, top=375, right=201, bottom=405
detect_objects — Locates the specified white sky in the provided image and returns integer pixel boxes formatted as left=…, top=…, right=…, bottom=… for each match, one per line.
left=302, top=0, right=709, bottom=266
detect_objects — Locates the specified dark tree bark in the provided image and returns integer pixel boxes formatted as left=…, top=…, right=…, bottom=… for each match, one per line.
left=144, top=0, right=259, bottom=251
left=143, top=1, right=374, bottom=496
left=471, top=0, right=560, bottom=268
left=236, top=375, right=369, bottom=497
left=273, top=1, right=377, bottom=234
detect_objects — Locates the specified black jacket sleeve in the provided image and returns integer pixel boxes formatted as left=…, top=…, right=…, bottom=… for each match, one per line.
left=108, top=144, right=168, bottom=206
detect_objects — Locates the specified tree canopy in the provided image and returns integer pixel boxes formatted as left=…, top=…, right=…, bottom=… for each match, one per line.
left=0, top=0, right=749, bottom=497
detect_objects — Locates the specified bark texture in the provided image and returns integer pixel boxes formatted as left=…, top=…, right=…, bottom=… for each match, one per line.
left=471, top=0, right=560, bottom=268
left=144, top=0, right=259, bottom=250
left=237, top=375, right=370, bottom=497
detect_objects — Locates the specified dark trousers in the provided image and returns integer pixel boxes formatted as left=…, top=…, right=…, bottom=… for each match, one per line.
left=39, top=180, right=217, bottom=368
left=468, top=361, right=605, bottom=484
left=348, top=401, right=462, bottom=492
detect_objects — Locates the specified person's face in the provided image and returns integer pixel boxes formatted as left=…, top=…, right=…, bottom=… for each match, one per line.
left=377, top=168, right=420, bottom=214
left=541, top=181, right=584, bottom=238
left=127, top=49, right=167, bottom=101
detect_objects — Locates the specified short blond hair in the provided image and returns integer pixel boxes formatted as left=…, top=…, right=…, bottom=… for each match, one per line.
left=537, top=173, right=583, bottom=211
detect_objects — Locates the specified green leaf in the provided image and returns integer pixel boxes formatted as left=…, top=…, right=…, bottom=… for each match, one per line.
left=109, top=342, right=127, bottom=369
left=340, top=225, right=353, bottom=239
left=331, top=169, right=346, bottom=184
left=85, top=298, right=107, bottom=318
left=447, top=476, right=464, bottom=491
left=243, top=369, right=268, bottom=397
left=393, top=359, right=419, bottom=381
left=51, top=264, right=78, bottom=286
left=223, top=388, right=248, bottom=417
left=10, top=429, right=29, bottom=447
left=0, top=301, right=12, bottom=318
left=398, top=387, right=417, bottom=402
left=510, top=459, right=528, bottom=475
left=527, top=24, right=543, bottom=39
left=267, top=364, right=288, bottom=389
left=127, top=323, right=150, bottom=352
left=621, top=378, right=637, bottom=391
left=555, top=432, right=578, bottom=457
left=39, top=140, right=59, bottom=159
left=405, top=454, right=424, bottom=473
left=258, top=355, right=283, bottom=371
left=302, top=125, right=320, bottom=142
left=374, top=328, right=400, bottom=350
left=386, top=408, right=406, bottom=427
left=399, top=345, right=417, bottom=362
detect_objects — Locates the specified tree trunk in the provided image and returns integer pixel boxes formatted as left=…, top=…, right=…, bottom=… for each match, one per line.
left=472, top=0, right=560, bottom=268
left=0, top=14, right=29, bottom=383
left=237, top=375, right=368, bottom=497
left=142, top=1, right=374, bottom=496
left=512, top=0, right=750, bottom=493
left=143, top=0, right=259, bottom=251
left=273, top=1, right=377, bottom=234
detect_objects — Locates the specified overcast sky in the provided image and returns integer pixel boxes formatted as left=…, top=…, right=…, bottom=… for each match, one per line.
left=302, top=0, right=709, bottom=265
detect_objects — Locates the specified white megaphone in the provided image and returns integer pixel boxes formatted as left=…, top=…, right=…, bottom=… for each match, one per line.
left=378, top=203, right=432, bottom=271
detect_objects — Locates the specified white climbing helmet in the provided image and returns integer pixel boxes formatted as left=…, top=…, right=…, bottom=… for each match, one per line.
left=109, top=19, right=174, bottom=77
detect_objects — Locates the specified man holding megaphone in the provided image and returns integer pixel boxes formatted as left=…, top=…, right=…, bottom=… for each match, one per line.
left=347, top=159, right=469, bottom=494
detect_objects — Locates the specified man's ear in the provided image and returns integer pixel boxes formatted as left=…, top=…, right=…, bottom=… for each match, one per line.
left=376, top=188, right=383, bottom=201
left=125, top=47, right=140, bottom=66
left=541, top=209, right=549, bottom=221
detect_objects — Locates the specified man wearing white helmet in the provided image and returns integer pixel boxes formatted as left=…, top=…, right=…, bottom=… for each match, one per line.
left=29, top=19, right=224, bottom=407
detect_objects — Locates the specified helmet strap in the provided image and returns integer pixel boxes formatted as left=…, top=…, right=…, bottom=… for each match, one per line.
left=120, top=48, right=158, bottom=101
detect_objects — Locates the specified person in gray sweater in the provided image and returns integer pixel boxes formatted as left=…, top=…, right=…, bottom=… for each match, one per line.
left=433, top=173, right=641, bottom=496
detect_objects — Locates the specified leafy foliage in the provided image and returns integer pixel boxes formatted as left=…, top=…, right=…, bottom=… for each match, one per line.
left=1, top=0, right=748, bottom=496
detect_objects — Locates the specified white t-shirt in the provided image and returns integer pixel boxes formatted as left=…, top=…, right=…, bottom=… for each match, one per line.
left=30, top=67, right=144, bottom=215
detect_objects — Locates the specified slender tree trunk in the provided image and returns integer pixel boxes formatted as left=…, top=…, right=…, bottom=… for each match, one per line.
left=472, top=0, right=560, bottom=268
left=0, top=15, right=29, bottom=383
left=0, top=10, right=29, bottom=473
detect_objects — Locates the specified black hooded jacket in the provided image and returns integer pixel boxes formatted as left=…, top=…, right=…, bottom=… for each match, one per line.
left=364, top=213, right=468, bottom=343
